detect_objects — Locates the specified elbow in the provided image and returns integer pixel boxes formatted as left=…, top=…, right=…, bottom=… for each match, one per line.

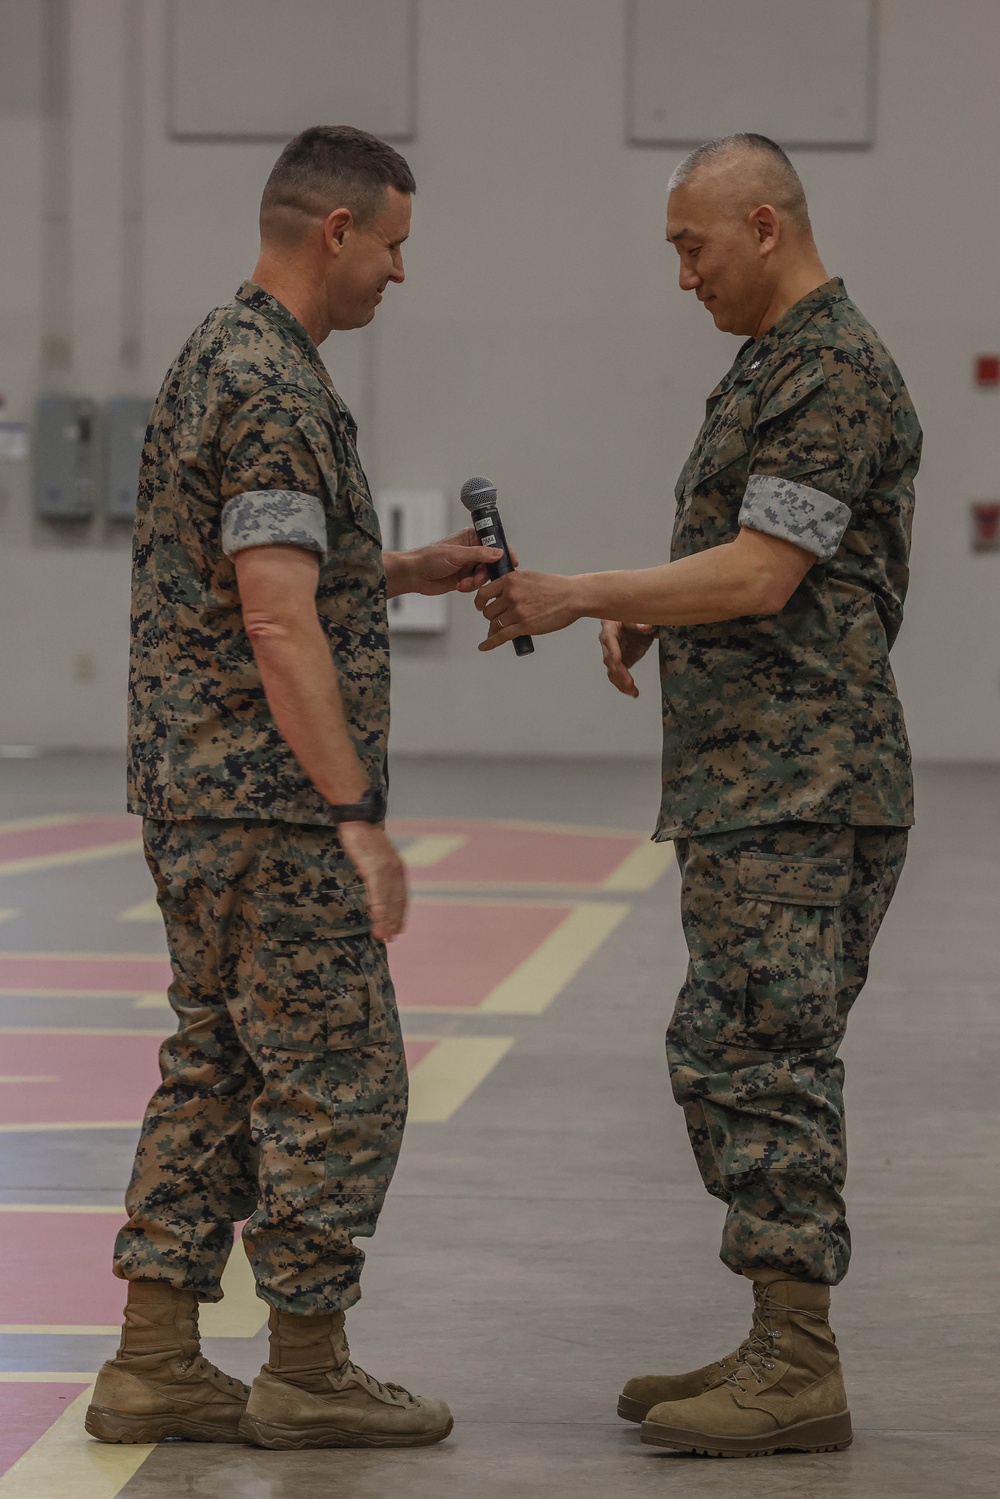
left=243, top=610, right=297, bottom=650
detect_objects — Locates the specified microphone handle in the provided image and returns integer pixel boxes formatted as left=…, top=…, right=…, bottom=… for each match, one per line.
left=472, top=505, right=534, bottom=657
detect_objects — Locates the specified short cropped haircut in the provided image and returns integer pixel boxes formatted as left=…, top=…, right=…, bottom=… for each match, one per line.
left=260, top=125, right=416, bottom=237
left=668, top=133, right=811, bottom=233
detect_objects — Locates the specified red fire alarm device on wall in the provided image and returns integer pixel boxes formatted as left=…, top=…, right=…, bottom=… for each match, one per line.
left=971, top=502, right=1000, bottom=553
left=974, top=355, right=1000, bottom=387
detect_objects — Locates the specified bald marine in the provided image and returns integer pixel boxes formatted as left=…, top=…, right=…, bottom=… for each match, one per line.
left=665, top=131, right=828, bottom=338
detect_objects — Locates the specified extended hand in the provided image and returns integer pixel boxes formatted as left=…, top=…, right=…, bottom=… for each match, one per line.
left=598, top=620, right=656, bottom=697
left=475, top=570, right=580, bottom=651
left=404, top=529, right=509, bottom=596
left=338, top=823, right=409, bottom=942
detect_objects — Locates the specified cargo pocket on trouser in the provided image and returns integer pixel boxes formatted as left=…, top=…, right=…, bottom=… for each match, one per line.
left=238, top=888, right=408, bottom=1310
left=737, top=852, right=852, bottom=1054
left=724, top=852, right=855, bottom=1282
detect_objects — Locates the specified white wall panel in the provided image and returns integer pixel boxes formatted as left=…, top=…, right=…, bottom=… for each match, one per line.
left=628, top=0, right=875, bottom=146
left=168, top=0, right=414, bottom=140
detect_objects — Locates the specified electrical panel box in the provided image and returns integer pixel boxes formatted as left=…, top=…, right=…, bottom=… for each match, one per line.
left=33, top=395, right=97, bottom=519
left=105, top=396, right=153, bottom=521
left=375, top=490, right=448, bottom=633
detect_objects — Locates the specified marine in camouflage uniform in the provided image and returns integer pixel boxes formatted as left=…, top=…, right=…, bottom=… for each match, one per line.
left=473, top=132, right=921, bottom=1453
left=657, top=275, right=919, bottom=1288
left=114, top=280, right=404, bottom=1313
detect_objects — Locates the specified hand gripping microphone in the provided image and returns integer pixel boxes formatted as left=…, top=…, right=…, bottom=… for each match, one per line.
left=460, top=477, right=534, bottom=657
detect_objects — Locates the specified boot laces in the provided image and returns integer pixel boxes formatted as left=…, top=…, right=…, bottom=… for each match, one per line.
left=178, top=1353, right=249, bottom=1397
left=723, top=1288, right=827, bottom=1393
left=345, top=1360, right=418, bottom=1407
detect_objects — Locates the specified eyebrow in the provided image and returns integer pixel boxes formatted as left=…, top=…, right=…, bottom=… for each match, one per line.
left=666, top=227, right=696, bottom=244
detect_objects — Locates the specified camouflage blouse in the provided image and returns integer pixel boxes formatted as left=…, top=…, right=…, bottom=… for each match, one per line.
left=127, top=282, right=389, bottom=825
left=656, top=278, right=921, bottom=838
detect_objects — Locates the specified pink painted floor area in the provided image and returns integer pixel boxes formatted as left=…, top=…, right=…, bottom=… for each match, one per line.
left=0, top=815, right=140, bottom=866
left=0, top=1211, right=127, bottom=1324
left=389, top=902, right=571, bottom=1007
left=0, top=953, right=173, bottom=996
left=0, top=1383, right=92, bottom=1478
left=391, top=818, right=641, bottom=886
left=0, top=1033, right=438, bottom=1127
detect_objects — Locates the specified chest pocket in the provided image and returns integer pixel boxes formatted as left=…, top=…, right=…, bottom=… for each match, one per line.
left=685, top=399, right=751, bottom=492
left=346, top=478, right=382, bottom=545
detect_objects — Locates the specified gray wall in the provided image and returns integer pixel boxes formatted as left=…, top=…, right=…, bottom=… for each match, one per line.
left=0, top=0, right=998, bottom=760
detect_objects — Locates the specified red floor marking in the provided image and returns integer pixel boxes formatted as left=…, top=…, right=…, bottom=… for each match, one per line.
left=389, top=902, right=570, bottom=1008
left=2, top=1211, right=134, bottom=1324
left=0, top=815, right=140, bottom=865
left=0, top=1034, right=436, bottom=1128
left=0, top=1383, right=92, bottom=1478
left=390, top=819, right=639, bottom=886
left=0, top=902, right=570, bottom=1009
left=0, top=952, right=172, bottom=995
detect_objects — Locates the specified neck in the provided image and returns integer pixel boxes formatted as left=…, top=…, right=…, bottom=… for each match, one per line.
left=753, top=249, right=830, bottom=338
left=250, top=253, right=329, bottom=346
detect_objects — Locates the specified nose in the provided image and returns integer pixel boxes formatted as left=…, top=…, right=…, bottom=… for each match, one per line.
left=678, top=262, right=701, bottom=292
left=389, top=249, right=405, bottom=284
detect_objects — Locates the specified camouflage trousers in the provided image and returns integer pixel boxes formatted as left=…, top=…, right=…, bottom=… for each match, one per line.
left=667, top=821, right=908, bottom=1286
left=113, top=818, right=407, bottom=1313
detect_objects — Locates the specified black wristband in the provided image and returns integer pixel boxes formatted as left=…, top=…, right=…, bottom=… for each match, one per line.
left=329, top=785, right=387, bottom=826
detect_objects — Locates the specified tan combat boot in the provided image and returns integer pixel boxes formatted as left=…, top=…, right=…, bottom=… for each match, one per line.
left=618, top=1276, right=776, bottom=1422
left=639, top=1271, right=853, bottom=1457
left=239, top=1307, right=453, bottom=1449
left=84, top=1280, right=250, bottom=1443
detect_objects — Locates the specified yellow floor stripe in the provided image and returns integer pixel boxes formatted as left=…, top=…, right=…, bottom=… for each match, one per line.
left=407, top=1037, right=513, bottom=1122
left=0, top=841, right=143, bottom=880
left=200, top=1240, right=267, bottom=1339
left=0, top=815, right=86, bottom=836
left=0, top=1389, right=153, bottom=1497
left=0, top=1121, right=141, bottom=1134
left=0, top=1372, right=96, bottom=1382
left=479, top=903, right=630, bottom=1014
left=401, top=834, right=468, bottom=868
left=0, top=1325, right=119, bottom=1337
left=132, top=993, right=168, bottom=1009
left=0, top=910, right=18, bottom=923
left=119, top=899, right=158, bottom=922
left=602, top=839, right=676, bottom=891
left=0, top=1204, right=124, bottom=1213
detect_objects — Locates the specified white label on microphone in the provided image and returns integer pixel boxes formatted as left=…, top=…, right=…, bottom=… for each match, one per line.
left=480, top=533, right=497, bottom=546
left=474, top=516, right=496, bottom=532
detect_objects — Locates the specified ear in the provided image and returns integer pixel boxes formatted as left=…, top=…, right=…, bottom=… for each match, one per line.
left=323, top=206, right=354, bottom=256
left=751, top=204, right=780, bottom=258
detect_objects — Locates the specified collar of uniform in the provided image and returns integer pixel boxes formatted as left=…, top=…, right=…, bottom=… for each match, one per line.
left=234, top=280, right=338, bottom=396
left=738, top=277, right=847, bottom=380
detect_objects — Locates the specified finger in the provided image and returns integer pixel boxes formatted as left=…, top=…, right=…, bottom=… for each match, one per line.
left=635, top=623, right=655, bottom=635
left=475, top=581, right=506, bottom=614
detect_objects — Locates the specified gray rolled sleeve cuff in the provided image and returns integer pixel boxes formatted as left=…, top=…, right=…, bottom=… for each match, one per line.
left=739, top=474, right=851, bottom=563
left=221, top=489, right=328, bottom=560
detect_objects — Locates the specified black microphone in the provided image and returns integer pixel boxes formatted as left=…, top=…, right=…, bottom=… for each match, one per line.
left=460, top=476, right=534, bottom=658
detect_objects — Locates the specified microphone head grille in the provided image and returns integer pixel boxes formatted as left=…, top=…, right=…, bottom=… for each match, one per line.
left=460, top=476, right=497, bottom=511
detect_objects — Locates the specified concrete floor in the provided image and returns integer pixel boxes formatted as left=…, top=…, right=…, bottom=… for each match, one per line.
left=1, top=753, right=998, bottom=1497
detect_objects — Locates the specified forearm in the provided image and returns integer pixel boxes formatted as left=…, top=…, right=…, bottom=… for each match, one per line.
left=247, top=616, right=369, bottom=805
left=573, top=541, right=780, bottom=626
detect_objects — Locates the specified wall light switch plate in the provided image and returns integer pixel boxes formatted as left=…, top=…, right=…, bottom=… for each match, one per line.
left=376, top=490, right=449, bottom=633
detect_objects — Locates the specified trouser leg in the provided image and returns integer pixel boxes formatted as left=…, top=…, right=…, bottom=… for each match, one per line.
left=114, top=819, right=407, bottom=1312
left=114, top=819, right=262, bottom=1298
left=666, top=823, right=907, bottom=1286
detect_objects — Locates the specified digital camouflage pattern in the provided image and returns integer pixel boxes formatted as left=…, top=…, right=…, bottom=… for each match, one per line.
left=656, top=278, right=922, bottom=840
left=127, top=281, right=389, bottom=829
left=114, top=818, right=407, bottom=1312
left=667, top=820, right=908, bottom=1285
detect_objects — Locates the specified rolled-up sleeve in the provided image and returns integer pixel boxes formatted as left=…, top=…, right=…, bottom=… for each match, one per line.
left=221, top=489, right=328, bottom=559
left=739, top=475, right=851, bottom=562
left=742, top=351, right=890, bottom=563
left=217, top=383, right=331, bottom=558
